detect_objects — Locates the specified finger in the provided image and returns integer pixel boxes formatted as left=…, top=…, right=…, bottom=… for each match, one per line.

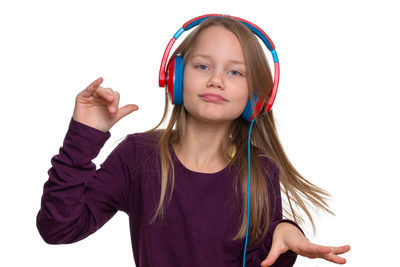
left=113, top=91, right=120, bottom=109
left=301, top=244, right=349, bottom=264
left=298, top=242, right=331, bottom=255
left=296, top=242, right=331, bottom=259
left=330, top=245, right=351, bottom=255
left=81, top=77, right=103, bottom=97
left=307, top=244, right=350, bottom=260
left=108, top=91, right=120, bottom=114
left=321, top=252, right=347, bottom=264
left=112, top=104, right=139, bottom=120
left=95, top=87, right=116, bottom=103
left=261, top=242, right=286, bottom=267
left=310, top=243, right=331, bottom=255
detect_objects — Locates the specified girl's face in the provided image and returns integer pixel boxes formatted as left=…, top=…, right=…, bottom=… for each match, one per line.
left=182, top=26, right=249, bottom=124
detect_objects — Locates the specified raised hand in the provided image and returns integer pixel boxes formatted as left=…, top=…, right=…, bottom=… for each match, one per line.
left=72, top=77, right=139, bottom=133
left=261, top=222, right=350, bottom=266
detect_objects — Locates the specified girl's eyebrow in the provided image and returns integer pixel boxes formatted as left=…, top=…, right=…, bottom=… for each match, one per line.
left=191, top=53, right=245, bottom=66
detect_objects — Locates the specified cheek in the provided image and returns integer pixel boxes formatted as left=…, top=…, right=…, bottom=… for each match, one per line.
left=182, top=69, right=204, bottom=98
left=234, top=82, right=250, bottom=106
left=182, top=72, right=197, bottom=106
left=183, top=68, right=195, bottom=92
left=238, top=94, right=249, bottom=111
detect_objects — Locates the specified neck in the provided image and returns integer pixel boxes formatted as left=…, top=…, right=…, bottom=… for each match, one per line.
left=172, top=113, right=234, bottom=173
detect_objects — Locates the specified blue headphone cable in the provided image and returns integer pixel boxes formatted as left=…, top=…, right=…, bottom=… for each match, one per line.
left=242, top=118, right=256, bottom=266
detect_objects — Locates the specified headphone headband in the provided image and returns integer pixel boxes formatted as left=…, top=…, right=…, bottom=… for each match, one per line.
left=159, top=14, right=280, bottom=113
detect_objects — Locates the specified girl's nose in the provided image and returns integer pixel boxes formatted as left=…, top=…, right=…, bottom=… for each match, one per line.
left=206, top=70, right=224, bottom=89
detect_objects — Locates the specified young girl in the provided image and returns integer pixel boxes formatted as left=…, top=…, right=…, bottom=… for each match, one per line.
left=36, top=15, right=350, bottom=266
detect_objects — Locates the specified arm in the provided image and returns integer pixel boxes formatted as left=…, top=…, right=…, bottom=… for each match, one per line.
left=245, top=159, right=302, bottom=267
left=259, top=163, right=302, bottom=267
left=36, top=117, right=133, bottom=244
left=261, top=220, right=350, bottom=266
left=260, top=169, right=350, bottom=266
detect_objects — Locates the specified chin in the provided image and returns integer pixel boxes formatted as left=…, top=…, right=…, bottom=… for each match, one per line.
left=195, top=113, right=237, bottom=124
left=185, top=105, right=240, bottom=124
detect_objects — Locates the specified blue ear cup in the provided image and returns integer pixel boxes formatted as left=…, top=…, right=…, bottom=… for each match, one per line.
left=172, top=56, right=184, bottom=105
left=166, top=56, right=184, bottom=105
left=241, top=94, right=259, bottom=121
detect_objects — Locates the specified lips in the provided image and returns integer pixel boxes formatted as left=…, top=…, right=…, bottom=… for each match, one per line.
left=199, top=93, right=228, bottom=102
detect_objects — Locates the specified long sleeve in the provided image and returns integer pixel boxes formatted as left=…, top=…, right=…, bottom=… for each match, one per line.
left=36, top=117, right=133, bottom=244
left=245, top=158, right=305, bottom=267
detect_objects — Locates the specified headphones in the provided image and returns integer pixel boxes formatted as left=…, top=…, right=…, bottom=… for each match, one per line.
left=158, top=14, right=280, bottom=122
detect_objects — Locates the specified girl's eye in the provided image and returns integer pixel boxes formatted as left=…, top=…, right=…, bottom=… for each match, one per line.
left=195, top=64, right=209, bottom=71
left=230, top=70, right=243, bottom=76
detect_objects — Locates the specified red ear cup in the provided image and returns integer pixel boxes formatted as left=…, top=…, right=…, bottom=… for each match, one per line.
left=166, top=57, right=176, bottom=103
left=242, top=93, right=265, bottom=121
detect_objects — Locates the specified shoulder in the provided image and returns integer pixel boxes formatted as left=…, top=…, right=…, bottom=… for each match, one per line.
left=254, top=148, right=280, bottom=188
left=254, top=147, right=279, bottom=176
left=104, top=130, right=161, bottom=162
left=235, top=145, right=279, bottom=182
left=123, top=130, right=161, bottom=155
left=127, top=130, right=160, bottom=146
left=104, top=130, right=162, bottom=173
left=254, top=151, right=283, bottom=209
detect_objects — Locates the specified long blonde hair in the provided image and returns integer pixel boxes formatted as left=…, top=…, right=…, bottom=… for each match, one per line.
left=142, top=16, right=332, bottom=247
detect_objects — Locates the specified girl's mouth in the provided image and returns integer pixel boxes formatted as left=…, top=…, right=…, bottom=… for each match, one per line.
left=199, top=93, right=228, bottom=102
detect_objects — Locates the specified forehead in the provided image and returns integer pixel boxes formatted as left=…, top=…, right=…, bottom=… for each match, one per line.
left=190, top=26, right=245, bottom=60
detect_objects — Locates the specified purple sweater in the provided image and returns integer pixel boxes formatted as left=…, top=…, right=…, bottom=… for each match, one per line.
left=36, top=117, right=302, bottom=267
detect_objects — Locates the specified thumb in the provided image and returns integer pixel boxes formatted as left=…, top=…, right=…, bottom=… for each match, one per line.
left=261, top=243, right=284, bottom=267
left=113, top=104, right=139, bottom=120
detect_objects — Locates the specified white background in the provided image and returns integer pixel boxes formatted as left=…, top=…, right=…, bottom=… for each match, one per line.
left=1, top=0, right=399, bottom=266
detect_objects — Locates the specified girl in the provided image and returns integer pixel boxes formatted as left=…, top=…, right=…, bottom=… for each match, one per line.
left=36, top=15, right=350, bottom=266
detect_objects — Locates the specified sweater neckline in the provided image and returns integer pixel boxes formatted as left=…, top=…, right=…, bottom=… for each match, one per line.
left=168, top=144, right=230, bottom=177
